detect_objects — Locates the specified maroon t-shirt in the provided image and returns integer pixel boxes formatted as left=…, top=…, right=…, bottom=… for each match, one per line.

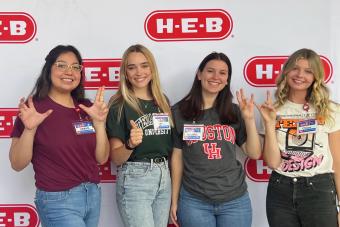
left=11, top=96, right=100, bottom=191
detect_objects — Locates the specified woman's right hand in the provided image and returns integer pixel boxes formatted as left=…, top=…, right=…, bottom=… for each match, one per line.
left=18, top=96, right=53, bottom=130
left=170, top=203, right=179, bottom=227
left=128, top=120, right=143, bottom=148
left=256, top=90, right=277, bottom=125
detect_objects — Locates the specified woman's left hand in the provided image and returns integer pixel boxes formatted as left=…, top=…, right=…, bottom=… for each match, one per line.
left=79, top=86, right=109, bottom=127
left=236, top=88, right=255, bottom=120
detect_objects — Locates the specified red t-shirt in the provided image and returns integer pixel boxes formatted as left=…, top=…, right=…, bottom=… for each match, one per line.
left=11, top=96, right=100, bottom=191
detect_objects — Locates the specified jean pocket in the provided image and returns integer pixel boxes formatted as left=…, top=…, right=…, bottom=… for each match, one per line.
left=309, top=178, right=336, bottom=193
left=126, top=165, right=151, bottom=177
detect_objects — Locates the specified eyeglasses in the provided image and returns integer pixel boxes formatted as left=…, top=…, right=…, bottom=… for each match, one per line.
left=54, top=61, right=83, bottom=72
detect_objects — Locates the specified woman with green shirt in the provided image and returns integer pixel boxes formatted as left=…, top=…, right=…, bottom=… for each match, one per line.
left=106, top=44, right=172, bottom=227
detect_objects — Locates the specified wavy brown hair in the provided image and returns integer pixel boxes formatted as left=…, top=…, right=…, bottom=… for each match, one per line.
left=275, top=48, right=333, bottom=122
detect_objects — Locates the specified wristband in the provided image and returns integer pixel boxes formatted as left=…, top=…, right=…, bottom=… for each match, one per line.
left=125, top=140, right=135, bottom=151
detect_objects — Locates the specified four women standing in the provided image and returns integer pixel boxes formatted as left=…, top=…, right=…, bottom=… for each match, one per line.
left=10, top=45, right=340, bottom=227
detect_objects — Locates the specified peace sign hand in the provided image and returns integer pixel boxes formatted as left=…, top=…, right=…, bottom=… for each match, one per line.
left=18, top=96, right=53, bottom=130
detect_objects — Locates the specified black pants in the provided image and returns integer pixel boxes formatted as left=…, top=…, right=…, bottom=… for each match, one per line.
left=266, top=171, right=338, bottom=227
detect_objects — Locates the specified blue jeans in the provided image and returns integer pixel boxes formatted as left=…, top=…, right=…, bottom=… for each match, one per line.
left=178, top=187, right=252, bottom=227
left=116, top=160, right=171, bottom=227
left=267, top=171, right=338, bottom=227
left=34, top=182, right=101, bottom=227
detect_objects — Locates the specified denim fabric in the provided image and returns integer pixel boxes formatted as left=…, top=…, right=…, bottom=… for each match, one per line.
left=116, top=160, right=171, bottom=227
left=177, top=186, right=252, bottom=227
left=266, top=171, right=338, bottom=227
left=34, top=182, right=101, bottom=227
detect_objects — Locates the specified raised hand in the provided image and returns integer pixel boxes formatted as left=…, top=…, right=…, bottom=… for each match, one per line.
left=236, top=88, right=255, bottom=120
left=128, top=120, right=143, bottom=148
left=78, top=86, right=109, bottom=127
left=256, top=90, right=277, bottom=124
left=18, top=96, right=53, bottom=130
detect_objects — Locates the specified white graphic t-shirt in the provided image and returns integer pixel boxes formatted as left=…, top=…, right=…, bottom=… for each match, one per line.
left=273, top=101, right=340, bottom=177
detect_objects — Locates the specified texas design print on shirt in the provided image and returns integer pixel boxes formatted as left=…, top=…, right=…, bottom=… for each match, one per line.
left=276, top=115, right=325, bottom=172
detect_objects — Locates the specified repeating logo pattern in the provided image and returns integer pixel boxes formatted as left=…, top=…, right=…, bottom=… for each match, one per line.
left=0, top=12, right=36, bottom=43
left=243, top=56, right=333, bottom=87
left=0, top=204, right=39, bottom=227
left=144, top=9, right=233, bottom=41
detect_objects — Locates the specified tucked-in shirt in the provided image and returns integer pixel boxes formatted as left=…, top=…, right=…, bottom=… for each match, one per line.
left=11, top=97, right=100, bottom=191
left=271, top=101, right=340, bottom=177
left=106, top=99, right=172, bottom=161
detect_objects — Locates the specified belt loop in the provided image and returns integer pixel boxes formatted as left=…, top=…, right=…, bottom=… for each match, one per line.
left=163, top=157, right=168, bottom=168
left=150, top=159, right=154, bottom=170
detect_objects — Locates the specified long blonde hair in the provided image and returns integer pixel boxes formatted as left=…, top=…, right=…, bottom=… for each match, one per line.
left=275, top=48, right=333, bottom=122
left=109, top=44, right=172, bottom=124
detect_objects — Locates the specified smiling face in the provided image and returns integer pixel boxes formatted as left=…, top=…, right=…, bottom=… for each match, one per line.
left=125, top=52, right=152, bottom=92
left=198, top=59, right=229, bottom=96
left=49, top=51, right=82, bottom=95
left=286, top=58, right=315, bottom=97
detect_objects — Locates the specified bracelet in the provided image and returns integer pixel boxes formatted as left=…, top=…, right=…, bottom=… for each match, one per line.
left=125, top=140, right=135, bottom=151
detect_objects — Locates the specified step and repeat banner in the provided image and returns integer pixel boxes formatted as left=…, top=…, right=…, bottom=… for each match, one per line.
left=1, top=1, right=340, bottom=226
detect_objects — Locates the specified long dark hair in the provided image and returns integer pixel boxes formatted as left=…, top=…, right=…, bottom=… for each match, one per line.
left=178, top=52, right=237, bottom=124
left=30, top=45, right=85, bottom=101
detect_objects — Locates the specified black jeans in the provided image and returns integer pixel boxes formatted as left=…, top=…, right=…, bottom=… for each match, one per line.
left=266, top=171, right=338, bottom=227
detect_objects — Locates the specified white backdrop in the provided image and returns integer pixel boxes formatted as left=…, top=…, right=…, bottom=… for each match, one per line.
left=1, top=1, right=340, bottom=226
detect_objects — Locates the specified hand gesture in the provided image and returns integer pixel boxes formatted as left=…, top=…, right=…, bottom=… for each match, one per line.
left=256, top=90, right=277, bottom=124
left=18, top=96, right=53, bottom=130
left=128, top=120, right=143, bottom=148
left=236, top=88, right=255, bottom=120
left=79, top=86, right=109, bottom=127
left=170, top=203, right=179, bottom=227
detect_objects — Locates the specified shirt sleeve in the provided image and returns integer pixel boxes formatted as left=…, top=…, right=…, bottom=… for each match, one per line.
left=106, top=104, right=127, bottom=142
left=329, top=102, right=340, bottom=133
left=10, top=116, right=25, bottom=138
left=171, top=105, right=184, bottom=149
left=234, top=104, right=247, bottom=147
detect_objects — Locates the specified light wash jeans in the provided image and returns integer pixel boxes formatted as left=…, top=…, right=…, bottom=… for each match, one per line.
left=178, top=187, right=252, bottom=227
left=116, top=160, right=171, bottom=227
left=34, top=182, right=101, bottom=227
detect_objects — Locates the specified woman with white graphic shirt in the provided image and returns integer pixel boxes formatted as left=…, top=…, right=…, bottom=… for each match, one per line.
left=170, top=52, right=262, bottom=227
left=258, top=48, right=340, bottom=227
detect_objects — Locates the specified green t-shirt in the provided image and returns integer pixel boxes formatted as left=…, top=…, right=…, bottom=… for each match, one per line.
left=106, top=99, right=172, bottom=161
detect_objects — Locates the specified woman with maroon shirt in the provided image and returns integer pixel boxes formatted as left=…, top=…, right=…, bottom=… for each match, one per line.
left=9, top=45, right=109, bottom=227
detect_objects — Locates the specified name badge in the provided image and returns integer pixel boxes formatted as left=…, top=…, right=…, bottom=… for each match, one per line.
left=297, top=119, right=317, bottom=134
left=153, top=113, right=170, bottom=130
left=183, top=124, right=204, bottom=141
left=73, top=121, right=95, bottom=135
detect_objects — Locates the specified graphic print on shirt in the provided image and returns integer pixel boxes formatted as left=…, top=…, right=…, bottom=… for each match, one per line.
left=186, top=124, right=236, bottom=160
left=276, top=115, right=325, bottom=172
left=135, top=113, right=171, bottom=136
